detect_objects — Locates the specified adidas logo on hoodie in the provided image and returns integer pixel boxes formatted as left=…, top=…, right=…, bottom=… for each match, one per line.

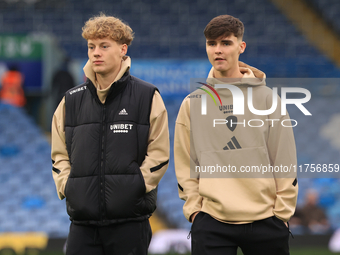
left=223, top=136, right=242, bottom=150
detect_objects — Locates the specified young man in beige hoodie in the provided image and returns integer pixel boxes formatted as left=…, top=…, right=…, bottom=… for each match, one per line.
left=174, top=15, right=298, bottom=255
left=51, top=14, right=169, bottom=255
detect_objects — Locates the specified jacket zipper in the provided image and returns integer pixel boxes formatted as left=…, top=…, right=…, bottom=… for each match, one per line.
left=99, top=105, right=107, bottom=222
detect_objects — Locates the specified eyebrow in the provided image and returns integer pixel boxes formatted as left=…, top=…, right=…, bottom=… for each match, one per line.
left=206, top=39, right=233, bottom=44
left=88, top=42, right=110, bottom=46
left=221, top=40, right=233, bottom=43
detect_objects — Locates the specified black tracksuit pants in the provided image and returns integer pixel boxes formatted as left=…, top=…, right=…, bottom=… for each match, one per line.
left=191, top=212, right=290, bottom=255
left=65, top=219, right=152, bottom=255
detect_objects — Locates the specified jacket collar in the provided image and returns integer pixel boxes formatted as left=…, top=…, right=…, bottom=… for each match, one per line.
left=83, top=56, right=131, bottom=104
left=86, top=70, right=130, bottom=105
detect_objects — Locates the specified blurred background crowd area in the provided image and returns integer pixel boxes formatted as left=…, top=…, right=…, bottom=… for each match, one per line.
left=0, top=0, right=340, bottom=254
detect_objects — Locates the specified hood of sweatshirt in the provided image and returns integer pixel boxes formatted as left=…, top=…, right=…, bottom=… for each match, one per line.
left=83, top=56, right=131, bottom=103
left=206, top=61, right=266, bottom=87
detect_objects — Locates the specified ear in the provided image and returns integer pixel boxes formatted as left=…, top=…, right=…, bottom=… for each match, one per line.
left=239, top=41, right=246, bottom=54
left=121, top=44, right=128, bottom=56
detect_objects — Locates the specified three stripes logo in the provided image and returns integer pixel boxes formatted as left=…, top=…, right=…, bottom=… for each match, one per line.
left=119, top=108, right=128, bottom=115
left=197, top=82, right=222, bottom=115
left=223, top=136, right=242, bottom=150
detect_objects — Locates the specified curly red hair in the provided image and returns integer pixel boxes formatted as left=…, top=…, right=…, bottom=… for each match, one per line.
left=82, top=13, right=134, bottom=45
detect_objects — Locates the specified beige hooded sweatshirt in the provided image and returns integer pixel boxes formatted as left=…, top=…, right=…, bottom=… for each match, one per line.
left=52, top=56, right=170, bottom=200
left=174, top=62, right=298, bottom=224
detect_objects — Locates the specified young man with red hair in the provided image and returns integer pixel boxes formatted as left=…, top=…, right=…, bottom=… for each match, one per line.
left=51, top=14, right=169, bottom=255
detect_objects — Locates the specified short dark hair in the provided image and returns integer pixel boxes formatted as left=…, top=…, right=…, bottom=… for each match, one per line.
left=204, top=15, right=244, bottom=40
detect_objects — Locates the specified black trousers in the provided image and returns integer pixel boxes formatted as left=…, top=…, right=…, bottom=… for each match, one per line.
left=65, top=219, right=152, bottom=255
left=191, top=212, right=290, bottom=255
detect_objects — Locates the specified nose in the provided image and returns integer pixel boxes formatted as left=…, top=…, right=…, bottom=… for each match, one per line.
left=93, top=47, right=101, bottom=57
left=215, top=44, right=222, bottom=54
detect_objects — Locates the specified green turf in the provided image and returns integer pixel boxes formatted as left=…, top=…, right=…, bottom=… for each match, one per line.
left=291, top=247, right=337, bottom=255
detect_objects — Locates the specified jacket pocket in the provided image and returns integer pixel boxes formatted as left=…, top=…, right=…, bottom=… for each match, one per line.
left=273, top=216, right=289, bottom=229
left=129, top=161, right=146, bottom=194
left=197, top=147, right=276, bottom=220
left=105, top=162, right=148, bottom=218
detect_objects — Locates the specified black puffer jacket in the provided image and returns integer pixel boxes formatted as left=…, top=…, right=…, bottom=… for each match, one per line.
left=64, top=71, right=157, bottom=225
